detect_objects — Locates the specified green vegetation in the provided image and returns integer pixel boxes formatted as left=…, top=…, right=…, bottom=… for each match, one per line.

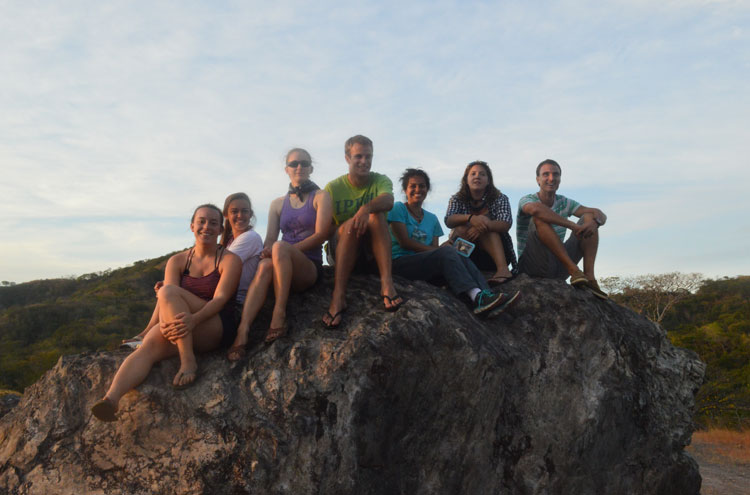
left=607, top=275, right=750, bottom=429
left=0, top=255, right=172, bottom=392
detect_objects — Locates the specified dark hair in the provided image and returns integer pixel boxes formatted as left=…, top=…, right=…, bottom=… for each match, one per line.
left=536, top=159, right=561, bottom=176
left=191, top=203, right=223, bottom=224
left=400, top=168, right=431, bottom=193
left=344, top=135, right=373, bottom=157
left=220, top=193, right=254, bottom=247
left=456, top=160, right=500, bottom=202
left=285, top=147, right=312, bottom=165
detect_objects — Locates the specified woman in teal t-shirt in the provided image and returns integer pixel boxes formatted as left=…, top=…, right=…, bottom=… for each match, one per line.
left=387, top=169, right=519, bottom=316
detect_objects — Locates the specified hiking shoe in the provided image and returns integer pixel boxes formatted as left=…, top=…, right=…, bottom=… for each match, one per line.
left=486, top=290, right=521, bottom=318
left=570, top=270, right=589, bottom=287
left=585, top=279, right=608, bottom=300
left=473, top=290, right=506, bottom=315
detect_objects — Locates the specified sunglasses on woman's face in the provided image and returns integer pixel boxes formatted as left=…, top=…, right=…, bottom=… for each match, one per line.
left=287, top=160, right=312, bottom=168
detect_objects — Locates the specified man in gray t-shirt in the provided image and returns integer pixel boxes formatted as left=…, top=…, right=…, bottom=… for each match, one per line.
left=515, top=159, right=608, bottom=299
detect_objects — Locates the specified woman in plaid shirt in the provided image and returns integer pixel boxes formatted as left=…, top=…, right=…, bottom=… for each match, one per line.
left=444, top=160, right=517, bottom=284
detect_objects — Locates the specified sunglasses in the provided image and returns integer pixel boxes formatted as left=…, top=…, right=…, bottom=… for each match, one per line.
left=287, top=160, right=312, bottom=168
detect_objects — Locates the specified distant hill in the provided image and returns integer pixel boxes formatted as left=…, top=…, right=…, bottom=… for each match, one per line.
left=0, top=255, right=172, bottom=391
left=659, top=276, right=750, bottom=428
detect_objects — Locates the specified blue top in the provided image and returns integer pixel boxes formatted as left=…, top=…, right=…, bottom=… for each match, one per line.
left=387, top=201, right=444, bottom=259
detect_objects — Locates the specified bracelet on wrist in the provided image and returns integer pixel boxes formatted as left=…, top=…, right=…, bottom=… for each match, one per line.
left=467, top=214, right=473, bottom=224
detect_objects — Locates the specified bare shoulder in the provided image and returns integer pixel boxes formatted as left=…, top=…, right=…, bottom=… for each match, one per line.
left=270, top=195, right=285, bottom=214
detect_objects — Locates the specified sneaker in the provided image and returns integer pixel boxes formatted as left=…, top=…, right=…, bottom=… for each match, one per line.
left=486, top=290, right=521, bottom=318
left=473, top=290, right=506, bottom=315
left=569, top=270, right=589, bottom=287
left=585, top=280, right=608, bottom=300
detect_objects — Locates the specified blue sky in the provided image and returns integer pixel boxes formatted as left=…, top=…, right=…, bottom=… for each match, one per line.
left=1, top=0, right=748, bottom=283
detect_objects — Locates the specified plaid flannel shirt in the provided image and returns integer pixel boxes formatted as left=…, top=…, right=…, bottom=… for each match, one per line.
left=445, top=193, right=518, bottom=271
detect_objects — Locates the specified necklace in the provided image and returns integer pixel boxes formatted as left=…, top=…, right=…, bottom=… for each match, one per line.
left=406, top=204, right=424, bottom=222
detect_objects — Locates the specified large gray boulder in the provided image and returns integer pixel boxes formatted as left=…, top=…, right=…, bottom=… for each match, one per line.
left=0, top=272, right=704, bottom=494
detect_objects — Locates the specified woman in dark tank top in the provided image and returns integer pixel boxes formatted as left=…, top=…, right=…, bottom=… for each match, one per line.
left=91, top=204, right=242, bottom=422
left=226, top=148, right=333, bottom=360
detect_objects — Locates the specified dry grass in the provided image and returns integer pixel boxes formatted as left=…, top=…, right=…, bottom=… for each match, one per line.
left=690, top=428, right=750, bottom=464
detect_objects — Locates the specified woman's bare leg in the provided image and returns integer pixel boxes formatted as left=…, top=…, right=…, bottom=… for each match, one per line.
left=269, top=241, right=317, bottom=329
left=156, top=284, right=222, bottom=386
left=476, top=231, right=513, bottom=279
left=228, top=259, right=274, bottom=355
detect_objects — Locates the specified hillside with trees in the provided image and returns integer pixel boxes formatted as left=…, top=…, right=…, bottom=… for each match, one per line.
left=0, top=255, right=171, bottom=392
left=1, top=263, right=748, bottom=428
left=604, top=273, right=750, bottom=429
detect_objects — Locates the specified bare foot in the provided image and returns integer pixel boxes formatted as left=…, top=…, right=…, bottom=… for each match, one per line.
left=172, top=362, right=198, bottom=389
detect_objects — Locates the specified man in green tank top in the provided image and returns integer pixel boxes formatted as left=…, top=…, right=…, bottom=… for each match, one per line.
left=322, top=135, right=403, bottom=328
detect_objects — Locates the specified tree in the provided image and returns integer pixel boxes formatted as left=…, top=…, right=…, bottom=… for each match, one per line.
left=601, top=272, right=704, bottom=324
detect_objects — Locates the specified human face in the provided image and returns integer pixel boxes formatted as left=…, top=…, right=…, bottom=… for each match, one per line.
left=405, top=176, right=428, bottom=207
left=226, top=199, right=252, bottom=234
left=191, top=207, right=222, bottom=243
left=286, top=150, right=313, bottom=185
left=467, top=164, right=489, bottom=192
left=536, top=163, right=561, bottom=194
left=345, top=142, right=373, bottom=184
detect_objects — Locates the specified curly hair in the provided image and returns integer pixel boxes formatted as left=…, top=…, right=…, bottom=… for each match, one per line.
left=399, top=168, right=431, bottom=192
left=455, top=160, right=500, bottom=203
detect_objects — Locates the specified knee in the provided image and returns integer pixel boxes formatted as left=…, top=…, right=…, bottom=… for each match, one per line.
left=367, top=212, right=387, bottom=228
left=532, top=216, right=550, bottom=230
left=272, top=241, right=291, bottom=259
left=157, top=284, right=180, bottom=302
left=256, top=258, right=274, bottom=279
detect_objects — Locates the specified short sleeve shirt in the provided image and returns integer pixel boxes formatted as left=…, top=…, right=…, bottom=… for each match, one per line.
left=226, top=229, right=263, bottom=304
left=516, top=193, right=581, bottom=256
left=325, top=172, right=393, bottom=225
left=387, top=201, right=444, bottom=259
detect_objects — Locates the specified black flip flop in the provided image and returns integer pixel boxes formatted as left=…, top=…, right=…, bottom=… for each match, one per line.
left=381, top=294, right=405, bottom=312
left=323, top=308, right=347, bottom=328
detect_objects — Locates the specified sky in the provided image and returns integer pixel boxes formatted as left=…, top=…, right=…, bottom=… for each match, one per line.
left=1, top=0, right=748, bottom=284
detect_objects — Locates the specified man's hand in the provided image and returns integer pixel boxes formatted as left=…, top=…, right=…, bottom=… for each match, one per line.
left=573, top=220, right=598, bottom=239
left=350, top=204, right=371, bottom=237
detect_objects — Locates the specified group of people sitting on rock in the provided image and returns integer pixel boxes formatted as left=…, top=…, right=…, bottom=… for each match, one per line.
left=91, top=134, right=607, bottom=422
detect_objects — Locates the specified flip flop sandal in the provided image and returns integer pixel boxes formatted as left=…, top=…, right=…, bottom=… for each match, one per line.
left=264, top=326, right=287, bottom=344
left=487, top=276, right=512, bottom=286
left=323, top=308, right=347, bottom=329
left=381, top=294, right=405, bottom=312
left=91, top=398, right=118, bottom=422
left=172, top=370, right=198, bottom=390
left=226, top=345, right=247, bottom=362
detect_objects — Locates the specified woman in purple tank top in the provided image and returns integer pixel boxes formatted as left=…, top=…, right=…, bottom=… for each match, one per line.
left=91, top=205, right=242, bottom=421
left=227, top=148, right=333, bottom=360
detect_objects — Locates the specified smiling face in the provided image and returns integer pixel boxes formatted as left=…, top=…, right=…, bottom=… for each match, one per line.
left=226, top=198, right=252, bottom=234
left=345, top=142, right=373, bottom=185
left=405, top=175, right=428, bottom=207
left=285, top=149, right=313, bottom=186
left=536, top=162, right=561, bottom=194
left=191, top=206, right=223, bottom=244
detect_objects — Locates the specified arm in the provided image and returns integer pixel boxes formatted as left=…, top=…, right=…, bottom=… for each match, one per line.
left=291, top=190, right=333, bottom=253
left=521, top=201, right=582, bottom=232
left=351, top=192, right=394, bottom=236
left=572, top=205, right=606, bottom=239
left=165, top=252, right=242, bottom=338
left=261, top=197, right=284, bottom=258
left=390, top=222, right=436, bottom=253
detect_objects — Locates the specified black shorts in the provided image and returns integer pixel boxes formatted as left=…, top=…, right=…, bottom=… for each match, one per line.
left=219, top=302, right=240, bottom=348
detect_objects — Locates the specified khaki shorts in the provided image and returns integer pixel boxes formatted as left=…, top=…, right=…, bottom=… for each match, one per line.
left=517, top=218, right=583, bottom=279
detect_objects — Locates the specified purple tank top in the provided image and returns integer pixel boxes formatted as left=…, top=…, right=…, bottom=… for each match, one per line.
left=280, top=193, right=321, bottom=262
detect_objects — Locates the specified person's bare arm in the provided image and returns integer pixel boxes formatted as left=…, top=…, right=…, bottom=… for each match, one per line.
left=351, top=192, right=394, bottom=237
left=390, top=221, right=436, bottom=253
left=261, top=197, right=284, bottom=258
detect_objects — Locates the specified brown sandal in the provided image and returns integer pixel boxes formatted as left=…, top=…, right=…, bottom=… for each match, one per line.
left=91, top=398, right=118, bottom=422
left=226, top=345, right=247, bottom=362
left=264, top=326, right=287, bottom=344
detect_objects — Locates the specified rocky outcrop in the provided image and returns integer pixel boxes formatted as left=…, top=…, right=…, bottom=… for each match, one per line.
left=0, top=272, right=704, bottom=494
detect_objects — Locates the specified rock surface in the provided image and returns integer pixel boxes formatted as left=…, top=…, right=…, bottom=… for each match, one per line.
left=0, top=271, right=704, bottom=494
